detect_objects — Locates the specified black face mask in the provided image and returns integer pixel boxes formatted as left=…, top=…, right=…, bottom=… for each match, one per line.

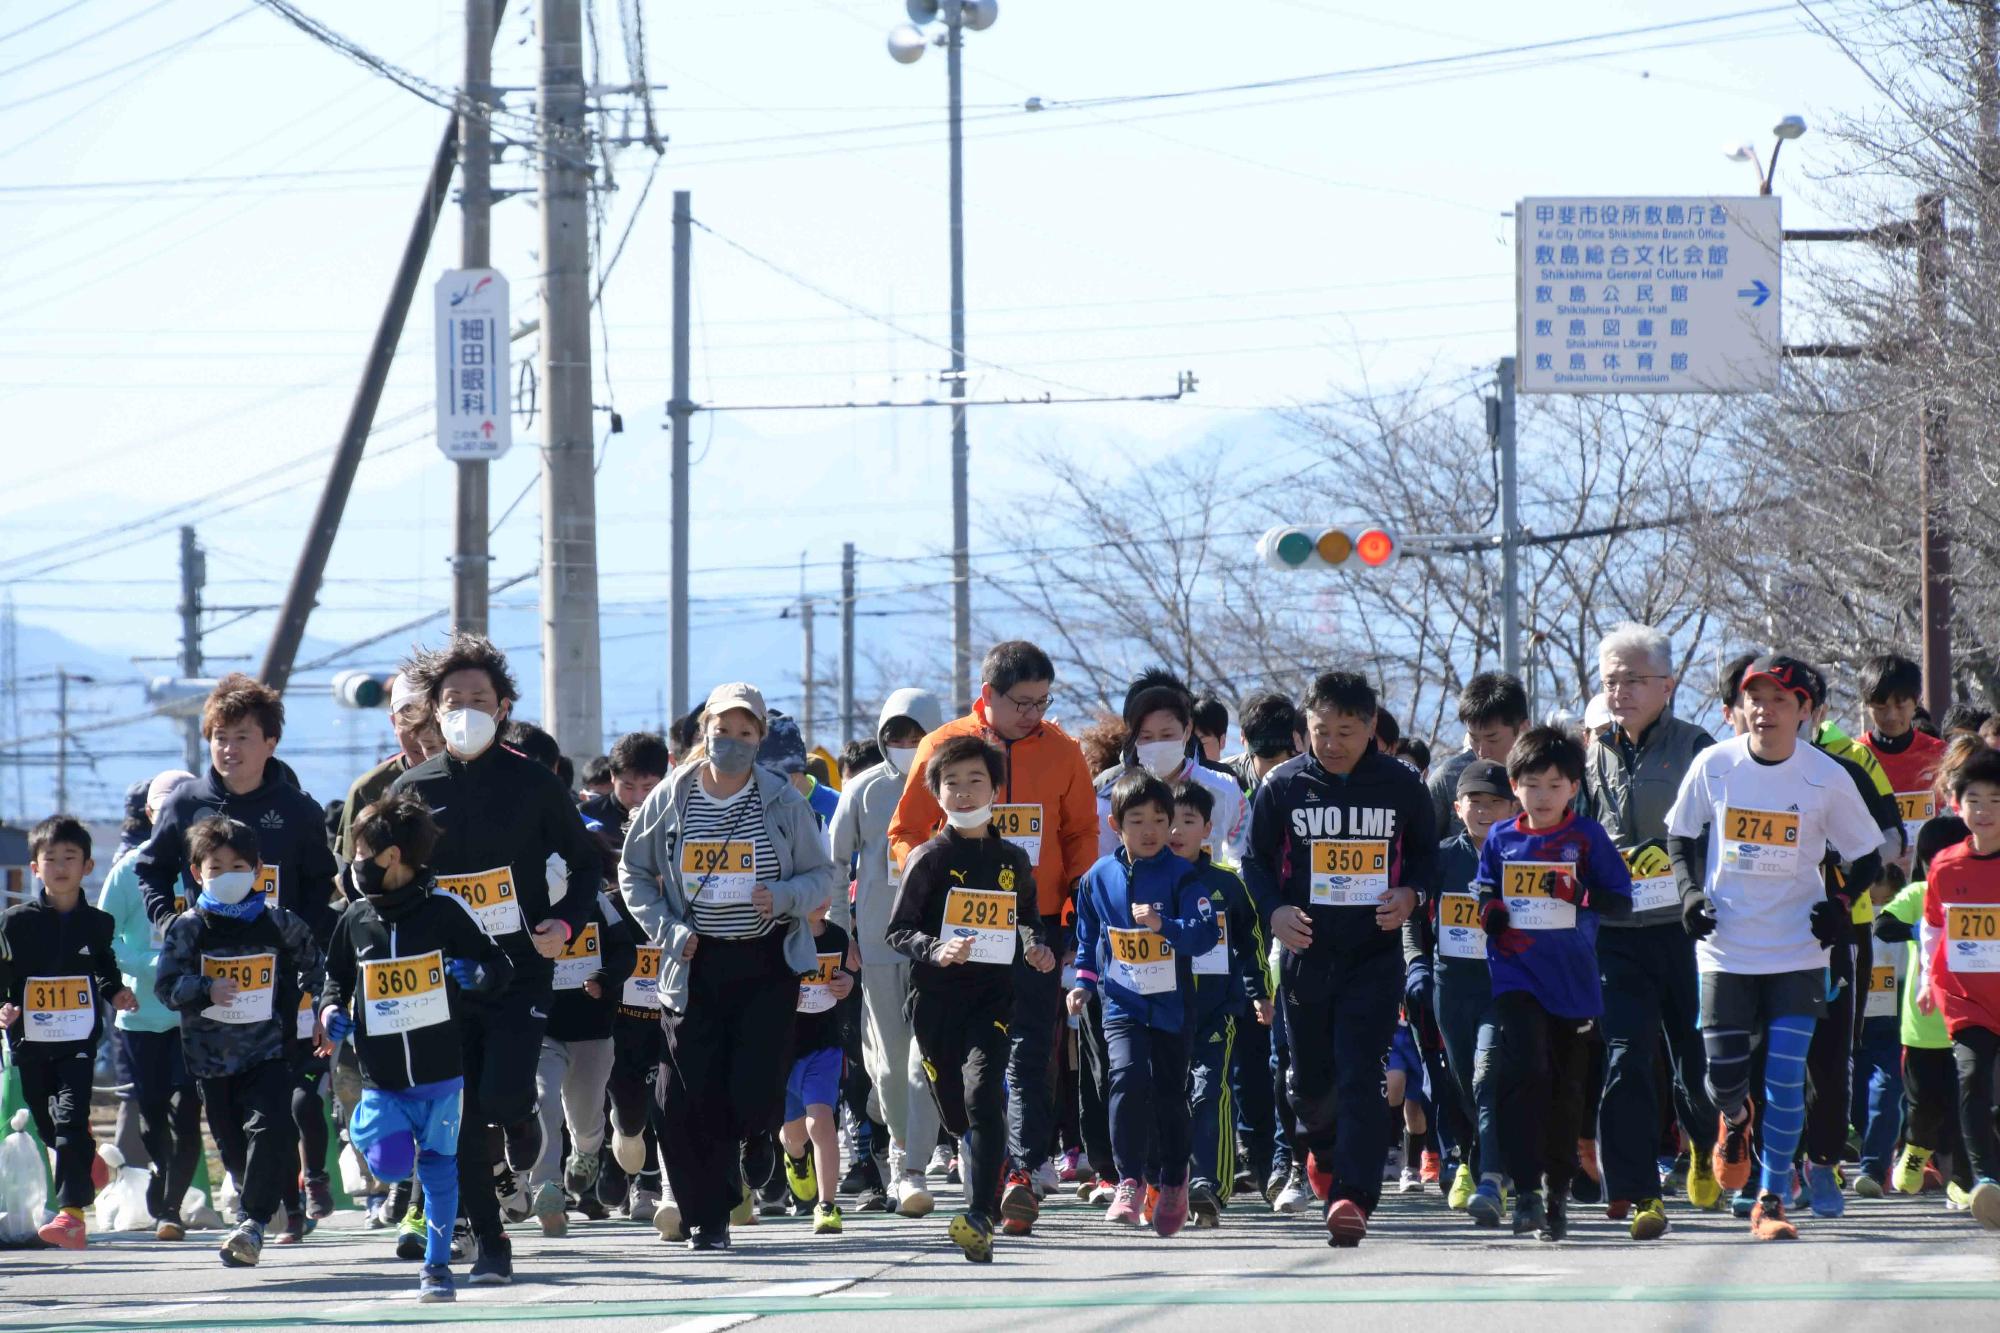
left=351, top=855, right=390, bottom=897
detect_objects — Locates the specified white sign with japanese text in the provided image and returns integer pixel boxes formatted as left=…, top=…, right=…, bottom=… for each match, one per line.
left=1517, top=196, right=1781, bottom=394
left=435, top=268, right=512, bottom=459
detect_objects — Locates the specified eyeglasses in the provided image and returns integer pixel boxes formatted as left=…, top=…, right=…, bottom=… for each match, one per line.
left=1601, top=674, right=1669, bottom=694
left=1001, top=692, right=1053, bottom=715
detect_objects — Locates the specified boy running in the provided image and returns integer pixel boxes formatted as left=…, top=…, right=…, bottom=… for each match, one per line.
left=782, top=900, right=858, bottom=1234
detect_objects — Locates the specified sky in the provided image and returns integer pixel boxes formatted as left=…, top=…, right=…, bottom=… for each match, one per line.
left=0, top=0, right=1890, bottom=815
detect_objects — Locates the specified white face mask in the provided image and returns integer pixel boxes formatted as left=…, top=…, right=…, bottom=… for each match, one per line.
left=1135, top=739, right=1187, bottom=778
left=204, top=870, right=257, bottom=905
left=886, top=745, right=922, bottom=778
left=945, top=804, right=992, bottom=831
left=440, top=707, right=498, bottom=759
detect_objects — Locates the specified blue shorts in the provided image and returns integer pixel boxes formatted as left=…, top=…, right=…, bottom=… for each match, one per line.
left=1386, top=1022, right=1429, bottom=1100
left=785, top=1046, right=844, bottom=1121
left=349, top=1081, right=464, bottom=1178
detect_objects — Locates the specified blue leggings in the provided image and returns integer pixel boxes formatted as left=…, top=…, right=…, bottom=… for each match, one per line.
left=1704, top=1015, right=1815, bottom=1198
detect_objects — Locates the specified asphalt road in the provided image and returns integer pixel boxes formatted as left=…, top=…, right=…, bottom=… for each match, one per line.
left=6, top=1182, right=1999, bottom=1332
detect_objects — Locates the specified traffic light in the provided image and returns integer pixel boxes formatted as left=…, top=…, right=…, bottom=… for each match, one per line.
left=1257, top=525, right=1399, bottom=571
left=331, top=671, right=395, bottom=709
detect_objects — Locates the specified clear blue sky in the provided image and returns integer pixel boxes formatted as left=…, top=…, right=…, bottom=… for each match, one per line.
left=0, top=0, right=1882, bottom=775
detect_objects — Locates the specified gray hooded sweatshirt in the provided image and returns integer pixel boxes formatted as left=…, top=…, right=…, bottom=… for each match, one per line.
left=829, top=687, right=944, bottom=967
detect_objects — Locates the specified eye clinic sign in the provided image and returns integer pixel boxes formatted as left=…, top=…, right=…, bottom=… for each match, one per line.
left=1517, top=196, right=1781, bottom=394
left=435, top=268, right=513, bottom=459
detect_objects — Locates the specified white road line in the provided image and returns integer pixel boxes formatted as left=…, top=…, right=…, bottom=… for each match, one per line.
left=656, top=1316, right=759, bottom=1333
left=657, top=1274, right=864, bottom=1333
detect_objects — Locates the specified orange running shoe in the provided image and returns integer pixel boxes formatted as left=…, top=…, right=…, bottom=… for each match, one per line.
left=1713, top=1108, right=1755, bottom=1193
left=1420, top=1151, right=1442, bottom=1185
left=1749, top=1192, right=1798, bottom=1240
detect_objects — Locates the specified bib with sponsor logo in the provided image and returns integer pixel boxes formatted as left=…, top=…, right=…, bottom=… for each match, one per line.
left=797, top=952, right=842, bottom=1014
left=682, top=840, right=756, bottom=907
left=1438, top=893, right=1485, bottom=961
left=1192, top=912, right=1232, bottom=976
left=1720, top=806, right=1801, bottom=878
left=622, top=945, right=662, bottom=1011
left=1864, top=961, right=1901, bottom=1019
left=359, top=949, right=450, bottom=1034
left=943, top=886, right=1016, bottom=965
left=1945, top=904, right=2000, bottom=974
left=436, top=866, right=526, bottom=937
left=1895, top=791, right=1935, bottom=851
left=202, top=953, right=277, bottom=1025
left=1501, top=861, right=1577, bottom=931
left=552, top=922, right=602, bottom=992
left=1624, top=843, right=1678, bottom=914
left=23, top=975, right=93, bottom=1043
left=1107, top=926, right=1175, bottom=995
left=1309, top=839, right=1388, bottom=907
left=992, top=805, right=1043, bottom=866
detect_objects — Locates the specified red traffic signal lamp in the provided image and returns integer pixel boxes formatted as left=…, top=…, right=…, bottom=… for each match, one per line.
left=1258, top=525, right=1398, bottom=571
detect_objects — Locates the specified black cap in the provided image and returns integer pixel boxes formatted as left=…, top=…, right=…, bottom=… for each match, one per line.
left=1739, top=653, right=1816, bottom=704
left=1455, top=758, right=1512, bottom=799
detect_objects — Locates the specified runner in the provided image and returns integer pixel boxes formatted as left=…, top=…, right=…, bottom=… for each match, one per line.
left=335, top=673, right=443, bottom=862
left=1427, top=672, right=1530, bottom=839
left=388, top=634, right=604, bottom=1284
left=1242, top=670, right=1433, bottom=1247
left=888, top=641, right=1098, bottom=1234
left=621, top=681, right=841, bottom=1252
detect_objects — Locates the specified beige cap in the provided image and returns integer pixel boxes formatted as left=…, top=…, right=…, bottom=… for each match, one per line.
left=389, top=671, right=423, bottom=714
left=146, top=769, right=196, bottom=815
left=703, top=681, right=767, bottom=726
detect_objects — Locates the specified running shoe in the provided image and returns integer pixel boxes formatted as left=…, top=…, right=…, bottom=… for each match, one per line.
left=531, top=1179, right=568, bottom=1237
left=892, top=1172, right=935, bottom=1218
left=1421, top=1151, right=1442, bottom=1186
left=1538, top=1198, right=1568, bottom=1242
left=1686, top=1152, right=1722, bottom=1210
left=1153, top=1183, right=1189, bottom=1237
left=785, top=1151, right=817, bottom=1205
left=1397, top=1166, right=1422, bottom=1193
left=1853, top=1173, right=1885, bottom=1200
left=1447, top=1164, right=1477, bottom=1212
left=999, top=1170, right=1039, bottom=1234
left=1057, top=1148, right=1081, bottom=1183
left=1467, top=1179, right=1505, bottom=1227
left=1105, top=1178, right=1143, bottom=1226
left=1629, top=1196, right=1668, bottom=1240
left=1749, top=1192, right=1797, bottom=1240
left=219, top=1220, right=264, bottom=1268
left=1272, top=1164, right=1310, bottom=1214
left=468, top=1232, right=513, bottom=1284
left=304, top=1175, right=335, bottom=1220
left=418, top=1264, right=456, bottom=1304
left=1512, top=1190, right=1547, bottom=1238
left=1325, top=1198, right=1367, bottom=1248
left=1713, top=1110, right=1754, bottom=1193
left=814, top=1202, right=843, bottom=1234
left=949, top=1211, right=993, bottom=1263
left=37, top=1212, right=86, bottom=1250
left=1188, top=1179, right=1222, bottom=1228
left=1970, top=1178, right=2000, bottom=1230
left=1892, top=1145, right=1932, bottom=1195
left=1807, top=1164, right=1845, bottom=1218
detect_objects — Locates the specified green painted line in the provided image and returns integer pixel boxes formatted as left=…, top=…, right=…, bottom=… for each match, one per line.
left=16, top=1280, right=2000, bottom=1331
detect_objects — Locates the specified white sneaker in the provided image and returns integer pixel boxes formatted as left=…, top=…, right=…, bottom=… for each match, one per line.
left=1397, top=1167, right=1422, bottom=1194
left=927, top=1145, right=953, bottom=1177
left=611, top=1129, right=647, bottom=1174
left=1033, top=1160, right=1060, bottom=1198
left=628, top=1188, right=660, bottom=1225
left=892, top=1173, right=935, bottom=1218
left=1273, top=1173, right=1310, bottom=1214
left=653, top=1193, right=684, bottom=1241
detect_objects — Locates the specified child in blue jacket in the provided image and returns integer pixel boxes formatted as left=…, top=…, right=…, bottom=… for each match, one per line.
left=1067, top=771, right=1219, bottom=1238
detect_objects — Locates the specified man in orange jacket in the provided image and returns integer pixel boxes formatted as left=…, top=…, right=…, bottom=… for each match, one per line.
left=889, top=640, right=1099, bottom=1235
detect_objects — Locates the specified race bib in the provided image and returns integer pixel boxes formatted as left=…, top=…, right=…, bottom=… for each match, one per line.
left=296, top=992, right=316, bottom=1041
left=1107, top=926, right=1175, bottom=995
left=1720, top=807, right=1801, bottom=878
left=360, top=949, right=449, bottom=1034
left=1501, top=862, right=1577, bottom=931
left=258, top=864, right=280, bottom=910
left=150, top=894, right=189, bottom=950
left=1437, top=893, right=1485, bottom=961
left=1864, top=963, right=1900, bottom=1019
left=682, top=840, right=756, bottom=906
left=1309, top=839, right=1389, bottom=907
left=992, top=805, right=1043, bottom=866
left=436, top=866, right=526, bottom=937
left=1945, top=904, right=2000, bottom=974
left=22, top=975, right=92, bottom=1043
left=622, top=946, right=662, bottom=1010
left=552, top=922, right=601, bottom=992
left=1192, top=913, right=1231, bottom=976
left=797, top=952, right=842, bottom=1014
left=202, top=952, right=276, bottom=1025
left=1624, top=844, right=1678, bottom=914
left=1895, top=792, right=1935, bottom=850
left=886, top=842, right=901, bottom=891
left=943, top=887, right=1016, bottom=965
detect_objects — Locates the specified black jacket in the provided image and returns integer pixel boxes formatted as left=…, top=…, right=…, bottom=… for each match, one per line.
left=0, top=893, right=126, bottom=1062
left=886, top=827, right=1040, bottom=1006
left=156, top=904, right=324, bottom=1080
left=134, top=766, right=341, bottom=943
left=319, top=874, right=514, bottom=1091
left=546, top=891, right=640, bottom=1043
left=579, top=790, right=636, bottom=883
left=388, top=743, right=602, bottom=992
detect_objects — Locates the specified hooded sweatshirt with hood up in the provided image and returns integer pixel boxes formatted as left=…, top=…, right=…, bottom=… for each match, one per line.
left=831, top=687, right=944, bottom=967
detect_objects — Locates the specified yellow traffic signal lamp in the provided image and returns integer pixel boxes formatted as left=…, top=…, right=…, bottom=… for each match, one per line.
left=1258, top=525, right=1399, bottom=571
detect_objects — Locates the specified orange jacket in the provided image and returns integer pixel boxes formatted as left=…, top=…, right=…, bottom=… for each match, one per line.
left=887, top=700, right=1100, bottom=918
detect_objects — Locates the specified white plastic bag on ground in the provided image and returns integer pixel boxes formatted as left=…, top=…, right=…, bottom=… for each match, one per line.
left=0, top=1109, right=48, bottom=1246
left=92, top=1146, right=153, bottom=1232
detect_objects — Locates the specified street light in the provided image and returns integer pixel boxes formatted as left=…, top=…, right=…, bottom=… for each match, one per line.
left=1724, top=115, right=1807, bottom=195
left=884, top=0, right=999, bottom=715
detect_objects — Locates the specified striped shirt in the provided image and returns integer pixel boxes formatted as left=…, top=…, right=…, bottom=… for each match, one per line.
left=683, top=777, right=779, bottom=939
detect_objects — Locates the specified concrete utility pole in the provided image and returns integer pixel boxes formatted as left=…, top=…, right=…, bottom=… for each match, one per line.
left=800, top=597, right=816, bottom=751
left=945, top=13, right=972, bottom=717
left=668, top=190, right=693, bottom=721
left=537, top=0, right=602, bottom=762
left=452, top=0, right=496, bottom=636
left=54, top=669, right=67, bottom=815
left=1917, top=191, right=1952, bottom=721
left=1494, top=357, right=1522, bottom=683
left=840, top=542, right=857, bottom=745
left=176, top=525, right=205, bottom=772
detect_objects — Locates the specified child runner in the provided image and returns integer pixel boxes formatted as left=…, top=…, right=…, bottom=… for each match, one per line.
left=155, top=816, right=325, bottom=1268
left=1069, top=770, right=1219, bottom=1237
left=887, top=733, right=1054, bottom=1262
left=319, top=795, right=512, bottom=1302
left=1476, top=726, right=1633, bottom=1240
left=1665, top=654, right=1883, bottom=1241
left=782, top=899, right=858, bottom=1234
left=0, top=816, right=138, bottom=1249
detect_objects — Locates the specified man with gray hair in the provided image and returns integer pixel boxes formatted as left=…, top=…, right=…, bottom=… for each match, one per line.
left=1582, top=622, right=1719, bottom=1239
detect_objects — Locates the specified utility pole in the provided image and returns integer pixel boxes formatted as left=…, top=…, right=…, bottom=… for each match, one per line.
left=537, top=0, right=602, bottom=762
left=840, top=542, right=856, bottom=744
left=1, top=592, right=21, bottom=820
left=54, top=669, right=67, bottom=815
left=946, top=11, right=972, bottom=717
left=176, top=525, right=206, bottom=772
left=1917, top=191, right=1952, bottom=720
left=1493, top=356, right=1522, bottom=683
left=800, top=597, right=816, bottom=752
left=668, top=189, right=693, bottom=721
left=452, top=0, right=497, bottom=636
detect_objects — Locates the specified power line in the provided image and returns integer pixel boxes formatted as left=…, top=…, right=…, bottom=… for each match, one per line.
left=0, top=4, right=256, bottom=115
left=0, top=1, right=92, bottom=46
left=0, top=0, right=178, bottom=80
